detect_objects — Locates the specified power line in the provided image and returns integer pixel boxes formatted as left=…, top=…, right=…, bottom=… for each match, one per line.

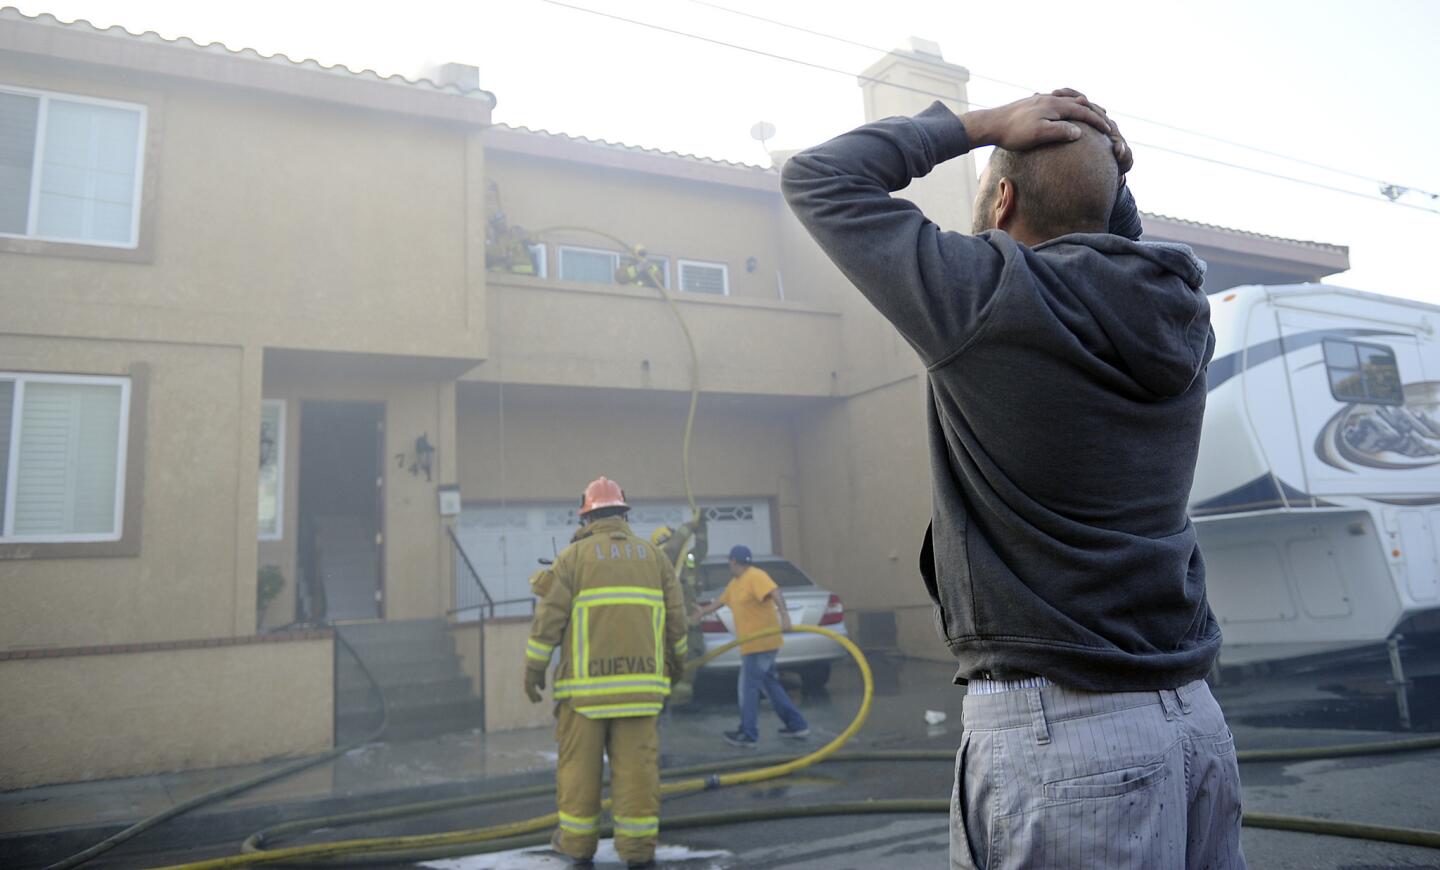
left=687, top=0, right=1440, bottom=205
left=537, top=0, right=986, bottom=108
left=685, top=1, right=1036, bottom=93
left=538, top=0, right=1439, bottom=216
left=1140, top=141, right=1440, bottom=214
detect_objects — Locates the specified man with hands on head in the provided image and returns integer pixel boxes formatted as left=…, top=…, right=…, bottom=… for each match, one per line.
left=782, top=91, right=1243, bottom=868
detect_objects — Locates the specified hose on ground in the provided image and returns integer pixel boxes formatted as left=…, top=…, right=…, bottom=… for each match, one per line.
left=43, top=631, right=389, bottom=870
left=227, top=748, right=1440, bottom=866
left=51, top=625, right=1440, bottom=868
left=157, top=629, right=1440, bottom=868
left=153, top=624, right=873, bottom=869
left=245, top=803, right=1440, bottom=864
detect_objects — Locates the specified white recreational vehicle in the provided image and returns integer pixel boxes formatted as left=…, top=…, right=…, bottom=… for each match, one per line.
left=1192, top=283, right=1440, bottom=667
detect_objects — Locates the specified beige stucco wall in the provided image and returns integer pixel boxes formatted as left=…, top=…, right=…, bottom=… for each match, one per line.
left=476, top=277, right=841, bottom=399
left=788, top=379, right=945, bottom=660
left=1, top=52, right=486, bottom=649
left=455, top=383, right=804, bottom=560
left=0, top=638, right=332, bottom=789
left=462, top=619, right=554, bottom=732
left=0, top=52, right=487, bottom=361
left=771, top=145, right=944, bottom=659
left=0, top=335, right=256, bottom=647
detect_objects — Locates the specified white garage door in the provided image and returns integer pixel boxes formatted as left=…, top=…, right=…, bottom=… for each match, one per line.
left=454, top=500, right=773, bottom=621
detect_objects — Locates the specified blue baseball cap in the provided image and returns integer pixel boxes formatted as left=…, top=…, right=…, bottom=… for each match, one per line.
left=728, top=545, right=753, bottom=564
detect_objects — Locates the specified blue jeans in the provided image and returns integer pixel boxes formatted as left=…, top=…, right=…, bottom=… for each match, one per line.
left=737, top=650, right=808, bottom=740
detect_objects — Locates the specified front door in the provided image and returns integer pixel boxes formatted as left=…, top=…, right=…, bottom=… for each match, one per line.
left=297, top=401, right=384, bottom=622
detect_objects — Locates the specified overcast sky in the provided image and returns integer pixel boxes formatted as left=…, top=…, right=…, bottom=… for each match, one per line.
left=17, top=0, right=1440, bottom=301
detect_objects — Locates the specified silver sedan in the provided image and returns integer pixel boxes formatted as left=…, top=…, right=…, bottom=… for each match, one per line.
left=694, top=556, right=848, bottom=689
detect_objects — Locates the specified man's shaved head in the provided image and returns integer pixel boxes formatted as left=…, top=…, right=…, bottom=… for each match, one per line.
left=973, top=124, right=1119, bottom=241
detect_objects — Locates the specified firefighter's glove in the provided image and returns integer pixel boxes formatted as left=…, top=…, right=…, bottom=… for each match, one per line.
left=524, top=666, right=546, bottom=704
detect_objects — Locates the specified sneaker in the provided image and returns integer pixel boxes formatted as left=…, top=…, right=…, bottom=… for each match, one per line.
left=723, top=729, right=758, bottom=748
left=778, top=724, right=811, bottom=739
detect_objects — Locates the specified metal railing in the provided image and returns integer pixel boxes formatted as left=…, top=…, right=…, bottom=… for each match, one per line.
left=447, top=525, right=495, bottom=615
left=446, top=596, right=538, bottom=619
left=447, top=526, right=495, bottom=732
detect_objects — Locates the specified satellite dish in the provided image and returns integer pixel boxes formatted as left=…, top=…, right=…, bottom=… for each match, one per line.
left=750, top=121, right=777, bottom=142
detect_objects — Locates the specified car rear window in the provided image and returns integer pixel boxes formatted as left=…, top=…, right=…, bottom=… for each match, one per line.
left=699, top=560, right=815, bottom=593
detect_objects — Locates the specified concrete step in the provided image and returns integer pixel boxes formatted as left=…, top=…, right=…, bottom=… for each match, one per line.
left=336, top=697, right=486, bottom=743
left=336, top=618, right=449, bottom=645
left=333, top=619, right=479, bottom=740
left=339, top=635, right=458, bottom=667
left=337, top=655, right=463, bottom=690
left=336, top=675, right=474, bottom=714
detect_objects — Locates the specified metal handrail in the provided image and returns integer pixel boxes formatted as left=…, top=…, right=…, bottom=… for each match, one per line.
left=446, top=596, right=538, bottom=618
left=446, top=524, right=497, bottom=734
left=446, top=525, right=495, bottom=609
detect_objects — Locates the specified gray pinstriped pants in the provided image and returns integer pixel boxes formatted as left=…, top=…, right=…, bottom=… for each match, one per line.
left=951, top=680, right=1245, bottom=869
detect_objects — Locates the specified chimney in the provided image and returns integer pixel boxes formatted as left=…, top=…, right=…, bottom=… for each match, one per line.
left=420, top=62, right=481, bottom=91
left=857, top=39, right=979, bottom=233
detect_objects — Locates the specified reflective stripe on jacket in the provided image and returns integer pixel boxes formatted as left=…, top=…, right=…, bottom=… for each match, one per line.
left=526, top=516, right=687, bottom=719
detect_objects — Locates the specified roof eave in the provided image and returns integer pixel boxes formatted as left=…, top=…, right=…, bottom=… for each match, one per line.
left=0, top=10, right=494, bottom=126
left=1143, top=212, right=1350, bottom=276
left=484, top=125, right=778, bottom=192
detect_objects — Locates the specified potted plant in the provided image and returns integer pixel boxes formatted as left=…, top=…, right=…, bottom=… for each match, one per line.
left=257, top=564, right=287, bottom=631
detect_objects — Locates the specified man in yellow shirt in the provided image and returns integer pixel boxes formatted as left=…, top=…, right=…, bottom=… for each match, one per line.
left=694, top=545, right=810, bottom=748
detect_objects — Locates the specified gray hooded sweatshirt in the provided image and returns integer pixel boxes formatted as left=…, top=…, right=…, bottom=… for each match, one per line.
left=781, top=102, right=1221, bottom=691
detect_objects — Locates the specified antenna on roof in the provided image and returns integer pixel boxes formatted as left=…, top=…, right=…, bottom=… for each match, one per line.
left=750, top=121, right=777, bottom=164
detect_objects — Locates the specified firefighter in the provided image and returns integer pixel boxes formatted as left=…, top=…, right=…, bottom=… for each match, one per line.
left=484, top=210, right=538, bottom=275
left=651, top=512, right=708, bottom=705
left=615, top=244, right=666, bottom=288
left=524, top=476, right=688, bottom=868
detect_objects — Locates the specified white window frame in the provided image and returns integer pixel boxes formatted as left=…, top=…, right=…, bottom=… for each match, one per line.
left=258, top=399, right=287, bottom=542
left=678, top=259, right=730, bottom=296
left=526, top=242, right=548, bottom=279
left=1, top=372, right=131, bottom=543
left=0, top=83, right=148, bottom=250
left=557, top=245, right=619, bottom=284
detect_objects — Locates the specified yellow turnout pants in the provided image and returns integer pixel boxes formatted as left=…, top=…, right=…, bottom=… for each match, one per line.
left=555, top=703, right=660, bottom=863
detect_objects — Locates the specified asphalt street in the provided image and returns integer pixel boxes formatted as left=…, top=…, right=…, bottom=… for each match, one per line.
left=11, top=645, right=1440, bottom=869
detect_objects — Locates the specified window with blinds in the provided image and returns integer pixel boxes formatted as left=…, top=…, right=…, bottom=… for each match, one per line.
left=0, top=85, right=146, bottom=248
left=678, top=260, right=729, bottom=295
left=1, top=374, right=130, bottom=542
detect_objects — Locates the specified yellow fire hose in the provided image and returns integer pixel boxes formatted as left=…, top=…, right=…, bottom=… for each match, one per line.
left=528, top=225, right=702, bottom=519
left=152, top=625, right=871, bottom=869
left=151, top=622, right=1440, bottom=868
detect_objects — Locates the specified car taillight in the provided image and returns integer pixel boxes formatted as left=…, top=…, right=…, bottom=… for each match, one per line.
left=700, top=606, right=727, bottom=633
left=819, top=593, right=844, bottom=626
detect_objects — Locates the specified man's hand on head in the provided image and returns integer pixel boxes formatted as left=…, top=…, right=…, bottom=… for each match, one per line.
left=1051, top=89, right=1134, bottom=175
left=963, top=89, right=1116, bottom=155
